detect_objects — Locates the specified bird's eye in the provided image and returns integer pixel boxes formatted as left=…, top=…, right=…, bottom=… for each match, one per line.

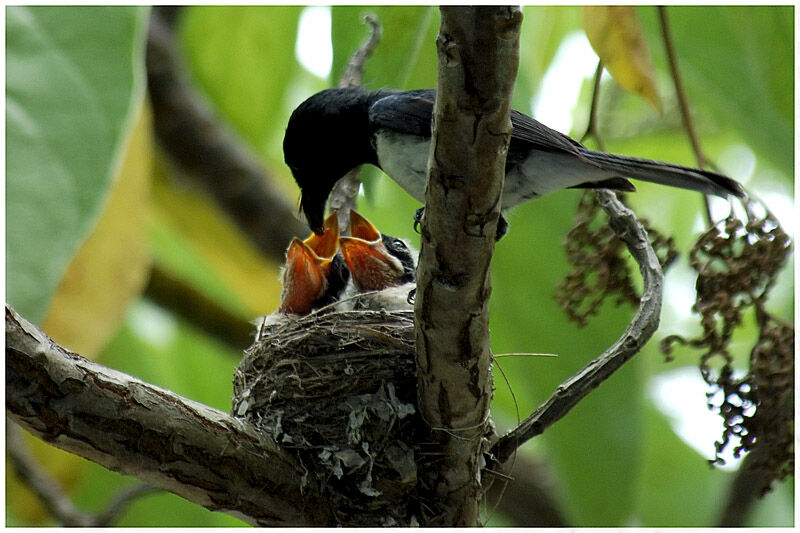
left=393, top=239, right=404, bottom=248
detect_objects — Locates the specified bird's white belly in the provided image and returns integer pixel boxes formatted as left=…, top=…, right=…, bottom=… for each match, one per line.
left=375, top=131, right=613, bottom=210
left=374, top=131, right=430, bottom=203
left=502, top=151, right=611, bottom=208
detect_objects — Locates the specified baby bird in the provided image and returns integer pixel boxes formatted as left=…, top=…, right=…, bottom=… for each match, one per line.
left=338, top=210, right=417, bottom=311
left=278, top=211, right=349, bottom=315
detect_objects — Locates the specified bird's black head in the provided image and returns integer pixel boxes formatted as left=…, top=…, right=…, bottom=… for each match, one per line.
left=284, top=87, right=383, bottom=234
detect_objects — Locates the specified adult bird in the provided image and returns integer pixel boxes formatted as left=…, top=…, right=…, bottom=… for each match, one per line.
left=338, top=210, right=417, bottom=311
left=283, top=87, right=745, bottom=236
left=278, top=211, right=349, bottom=315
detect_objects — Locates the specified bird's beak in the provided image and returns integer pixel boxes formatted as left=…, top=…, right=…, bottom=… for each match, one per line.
left=339, top=210, right=404, bottom=291
left=348, top=209, right=381, bottom=242
left=279, top=238, right=331, bottom=315
left=279, top=213, right=339, bottom=315
left=301, top=189, right=335, bottom=236
left=303, top=211, right=340, bottom=259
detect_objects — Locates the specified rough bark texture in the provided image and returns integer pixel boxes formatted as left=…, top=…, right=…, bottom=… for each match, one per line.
left=5, top=305, right=332, bottom=526
left=414, top=6, right=521, bottom=526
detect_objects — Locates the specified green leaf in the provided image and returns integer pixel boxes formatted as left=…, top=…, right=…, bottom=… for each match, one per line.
left=638, top=6, right=793, bottom=177
left=516, top=6, right=582, bottom=112
left=635, top=402, right=732, bottom=526
left=6, top=6, right=149, bottom=323
left=178, top=6, right=303, bottom=155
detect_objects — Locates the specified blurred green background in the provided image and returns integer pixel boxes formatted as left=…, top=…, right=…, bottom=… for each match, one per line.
left=6, top=5, right=794, bottom=527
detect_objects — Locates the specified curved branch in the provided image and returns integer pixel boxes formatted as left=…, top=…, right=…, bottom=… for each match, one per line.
left=489, top=190, right=664, bottom=464
left=328, top=13, right=383, bottom=234
left=146, top=9, right=307, bottom=261
left=414, top=6, right=522, bottom=526
left=5, top=304, right=332, bottom=526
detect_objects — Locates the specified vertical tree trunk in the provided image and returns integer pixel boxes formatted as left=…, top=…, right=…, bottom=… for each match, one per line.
left=414, top=6, right=521, bottom=526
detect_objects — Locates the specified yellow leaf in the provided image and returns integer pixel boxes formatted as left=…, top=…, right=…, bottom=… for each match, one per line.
left=151, top=163, right=282, bottom=319
left=583, top=6, right=661, bottom=110
left=41, top=102, right=153, bottom=359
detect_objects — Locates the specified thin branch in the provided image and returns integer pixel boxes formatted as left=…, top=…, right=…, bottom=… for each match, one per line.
left=7, top=419, right=158, bottom=527
left=93, top=483, right=160, bottom=527
left=580, top=59, right=606, bottom=151
left=415, top=6, right=522, bottom=526
left=5, top=304, right=333, bottom=527
left=328, top=13, right=383, bottom=234
left=146, top=9, right=307, bottom=261
left=337, top=13, right=382, bottom=89
left=489, top=189, right=664, bottom=464
left=657, top=6, right=713, bottom=226
left=143, top=265, right=255, bottom=351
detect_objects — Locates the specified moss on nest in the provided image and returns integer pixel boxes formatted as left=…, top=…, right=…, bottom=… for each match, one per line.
left=232, top=309, right=423, bottom=526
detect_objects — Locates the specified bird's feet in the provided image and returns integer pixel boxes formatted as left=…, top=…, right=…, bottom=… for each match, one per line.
left=413, top=206, right=509, bottom=241
left=413, top=207, right=425, bottom=234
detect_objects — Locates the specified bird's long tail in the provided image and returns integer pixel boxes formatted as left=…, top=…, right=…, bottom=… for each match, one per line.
left=583, top=149, right=745, bottom=199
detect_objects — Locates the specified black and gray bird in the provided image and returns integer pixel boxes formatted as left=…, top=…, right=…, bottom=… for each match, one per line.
left=283, top=87, right=745, bottom=235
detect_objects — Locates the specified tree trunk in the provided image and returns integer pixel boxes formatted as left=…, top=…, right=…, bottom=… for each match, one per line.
left=414, top=6, right=521, bottom=526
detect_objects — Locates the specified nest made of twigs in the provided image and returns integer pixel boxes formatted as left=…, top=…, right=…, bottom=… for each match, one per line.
left=232, top=308, right=423, bottom=526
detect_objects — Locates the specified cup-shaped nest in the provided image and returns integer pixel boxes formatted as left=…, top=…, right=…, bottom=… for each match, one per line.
left=232, top=309, right=422, bottom=526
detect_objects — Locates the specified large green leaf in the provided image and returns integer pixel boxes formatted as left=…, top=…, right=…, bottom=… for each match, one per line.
left=635, top=402, right=732, bottom=526
left=515, top=6, right=582, bottom=113
left=637, top=6, right=793, bottom=177
left=6, top=6, right=149, bottom=323
left=178, top=6, right=303, bottom=156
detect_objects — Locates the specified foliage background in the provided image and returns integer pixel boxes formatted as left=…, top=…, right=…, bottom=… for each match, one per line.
left=5, top=5, right=794, bottom=526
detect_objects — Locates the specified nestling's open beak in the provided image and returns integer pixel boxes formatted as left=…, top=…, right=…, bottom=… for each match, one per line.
left=339, top=210, right=404, bottom=291
left=279, top=212, right=340, bottom=315
left=304, top=211, right=340, bottom=258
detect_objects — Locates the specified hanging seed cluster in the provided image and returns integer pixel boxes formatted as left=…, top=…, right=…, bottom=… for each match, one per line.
left=662, top=202, right=793, bottom=492
left=557, top=191, right=677, bottom=326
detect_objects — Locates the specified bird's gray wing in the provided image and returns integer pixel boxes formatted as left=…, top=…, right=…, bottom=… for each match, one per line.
left=368, top=90, right=436, bottom=138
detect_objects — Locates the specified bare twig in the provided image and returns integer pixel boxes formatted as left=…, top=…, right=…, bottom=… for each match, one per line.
left=338, top=13, right=382, bottom=89
left=6, top=304, right=333, bottom=526
left=7, top=419, right=158, bottom=526
left=657, top=6, right=713, bottom=226
left=415, top=6, right=522, bottom=526
left=146, top=9, right=308, bottom=261
left=489, top=190, right=663, bottom=464
left=328, top=13, right=383, bottom=234
left=580, top=59, right=606, bottom=151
